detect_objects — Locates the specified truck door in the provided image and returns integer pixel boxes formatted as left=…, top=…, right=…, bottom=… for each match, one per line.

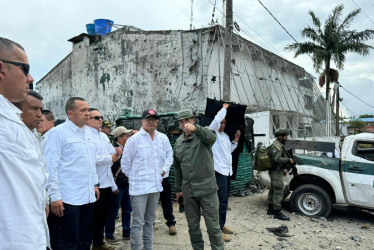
left=341, top=139, right=374, bottom=207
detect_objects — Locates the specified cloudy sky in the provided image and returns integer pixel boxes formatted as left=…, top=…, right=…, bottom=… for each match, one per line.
left=2, top=0, right=373, bottom=117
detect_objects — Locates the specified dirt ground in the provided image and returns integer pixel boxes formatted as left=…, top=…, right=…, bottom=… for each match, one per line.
left=110, top=191, right=374, bottom=250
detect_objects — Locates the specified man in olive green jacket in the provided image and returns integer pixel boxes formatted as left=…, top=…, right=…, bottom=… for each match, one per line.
left=174, top=109, right=224, bottom=250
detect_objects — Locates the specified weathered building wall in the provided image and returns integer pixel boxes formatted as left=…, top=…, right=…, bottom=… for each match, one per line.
left=38, top=29, right=209, bottom=121
left=37, top=26, right=325, bottom=131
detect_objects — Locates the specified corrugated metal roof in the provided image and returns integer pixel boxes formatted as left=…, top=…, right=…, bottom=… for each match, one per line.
left=349, top=118, right=374, bottom=122
left=361, top=118, right=374, bottom=122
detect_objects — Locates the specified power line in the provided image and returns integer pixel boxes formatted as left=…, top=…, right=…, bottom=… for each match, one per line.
left=341, top=100, right=366, bottom=116
left=232, top=13, right=283, bottom=55
left=256, top=0, right=314, bottom=61
left=257, top=0, right=298, bottom=44
left=351, top=0, right=374, bottom=25
left=369, top=0, right=374, bottom=7
left=206, top=0, right=281, bottom=55
left=340, top=85, right=374, bottom=109
left=343, top=99, right=368, bottom=114
left=341, top=94, right=372, bottom=114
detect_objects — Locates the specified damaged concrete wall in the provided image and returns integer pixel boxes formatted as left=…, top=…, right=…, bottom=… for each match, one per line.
left=38, top=28, right=209, bottom=122
left=37, top=26, right=323, bottom=125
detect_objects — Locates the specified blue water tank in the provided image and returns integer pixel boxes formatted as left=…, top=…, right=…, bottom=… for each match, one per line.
left=86, top=24, right=95, bottom=35
left=94, top=19, right=114, bottom=35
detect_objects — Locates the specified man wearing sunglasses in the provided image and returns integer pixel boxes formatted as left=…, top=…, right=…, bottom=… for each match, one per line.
left=0, top=37, right=50, bottom=249
left=87, top=108, right=121, bottom=250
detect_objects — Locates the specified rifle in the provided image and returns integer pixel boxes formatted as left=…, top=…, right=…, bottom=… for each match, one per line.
left=286, top=147, right=298, bottom=176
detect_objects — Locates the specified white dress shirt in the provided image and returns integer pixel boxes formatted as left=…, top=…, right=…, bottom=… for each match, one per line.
left=209, top=108, right=238, bottom=176
left=87, top=126, right=117, bottom=191
left=40, top=127, right=55, bottom=152
left=121, top=128, right=173, bottom=196
left=44, top=118, right=98, bottom=205
left=0, top=94, right=50, bottom=249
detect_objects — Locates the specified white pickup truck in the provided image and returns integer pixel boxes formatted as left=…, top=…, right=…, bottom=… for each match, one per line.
left=254, top=133, right=374, bottom=217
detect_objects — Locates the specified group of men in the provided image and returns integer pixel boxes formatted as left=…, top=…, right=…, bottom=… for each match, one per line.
left=0, top=36, right=295, bottom=250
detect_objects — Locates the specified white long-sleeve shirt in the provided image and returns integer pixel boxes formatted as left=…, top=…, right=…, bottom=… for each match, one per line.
left=121, top=127, right=173, bottom=196
left=40, top=127, right=55, bottom=152
left=0, top=94, right=50, bottom=249
left=87, top=127, right=117, bottom=191
left=44, top=118, right=98, bottom=205
left=209, top=108, right=238, bottom=176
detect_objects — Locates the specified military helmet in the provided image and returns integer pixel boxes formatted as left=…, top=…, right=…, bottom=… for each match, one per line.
left=274, top=128, right=289, bottom=136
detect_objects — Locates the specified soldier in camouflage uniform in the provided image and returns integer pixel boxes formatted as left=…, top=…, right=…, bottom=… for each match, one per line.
left=174, top=109, right=224, bottom=250
left=267, top=128, right=294, bottom=221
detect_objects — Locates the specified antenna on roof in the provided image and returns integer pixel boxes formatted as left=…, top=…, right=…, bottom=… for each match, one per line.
left=190, top=0, right=194, bottom=30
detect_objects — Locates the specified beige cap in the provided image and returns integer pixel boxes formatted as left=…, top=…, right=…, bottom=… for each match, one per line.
left=111, top=126, right=133, bottom=139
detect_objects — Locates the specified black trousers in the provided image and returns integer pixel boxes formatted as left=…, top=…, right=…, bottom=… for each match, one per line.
left=215, top=171, right=231, bottom=229
left=160, top=177, right=176, bottom=227
left=48, top=202, right=95, bottom=250
left=93, top=187, right=113, bottom=246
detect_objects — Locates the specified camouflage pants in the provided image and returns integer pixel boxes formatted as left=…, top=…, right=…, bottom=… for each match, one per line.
left=267, top=169, right=284, bottom=210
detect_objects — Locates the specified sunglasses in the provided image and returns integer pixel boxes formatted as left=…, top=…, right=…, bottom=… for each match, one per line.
left=90, top=116, right=103, bottom=120
left=1, top=60, right=30, bottom=76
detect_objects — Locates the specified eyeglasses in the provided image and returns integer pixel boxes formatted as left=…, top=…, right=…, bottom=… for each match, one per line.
left=0, top=60, right=30, bottom=76
left=90, top=116, right=103, bottom=120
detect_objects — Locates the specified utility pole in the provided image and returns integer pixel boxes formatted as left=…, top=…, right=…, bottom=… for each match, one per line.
left=335, top=82, right=340, bottom=136
left=325, top=74, right=331, bottom=137
left=190, top=0, right=193, bottom=30
left=223, top=0, right=232, bottom=101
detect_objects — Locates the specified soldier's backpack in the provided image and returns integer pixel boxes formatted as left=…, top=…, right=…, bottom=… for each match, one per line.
left=254, top=145, right=273, bottom=171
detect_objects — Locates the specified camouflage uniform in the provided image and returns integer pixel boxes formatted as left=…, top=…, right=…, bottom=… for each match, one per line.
left=267, top=128, right=291, bottom=221
left=268, top=139, right=289, bottom=210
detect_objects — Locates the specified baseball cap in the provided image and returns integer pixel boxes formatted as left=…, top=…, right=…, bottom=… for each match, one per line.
left=142, top=109, right=159, bottom=119
left=102, top=120, right=112, bottom=127
left=111, top=126, right=133, bottom=139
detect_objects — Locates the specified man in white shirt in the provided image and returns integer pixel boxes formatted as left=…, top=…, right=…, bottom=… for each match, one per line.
left=44, top=97, right=100, bottom=250
left=87, top=108, right=121, bottom=250
left=0, top=37, right=50, bottom=250
left=12, top=90, right=43, bottom=130
left=12, top=90, right=50, bottom=213
left=37, top=109, right=55, bottom=151
left=209, top=103, right=240, bottom=242
left=122, top=109, right=173, bottom=250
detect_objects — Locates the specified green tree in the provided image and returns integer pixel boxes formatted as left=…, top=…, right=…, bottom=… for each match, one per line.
left=359, top=114, right=374, bottom=118
left=286, top=4, right=374, bottom=100
left=349, top=119, right=367, bottom=134
left=285, top=4, right=374, bottom=135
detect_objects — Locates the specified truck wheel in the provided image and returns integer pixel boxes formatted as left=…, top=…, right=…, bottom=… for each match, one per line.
left=290, top=184, right=332, bottom=217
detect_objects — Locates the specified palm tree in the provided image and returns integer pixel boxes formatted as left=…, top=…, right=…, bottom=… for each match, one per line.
left=285, top=4, right=374, bottom=135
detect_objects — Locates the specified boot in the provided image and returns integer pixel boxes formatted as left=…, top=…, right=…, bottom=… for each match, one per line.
left=274, top=210, right=290, bottom=221
left=222, top=233, right=231, bottom=242
left=222, top=226, right=233, bottom=234
left=168, top=225, right=177, bottom=235
left=92, top=243, right=115, bottom=250
left=267, top=204, right=274, bottom=215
